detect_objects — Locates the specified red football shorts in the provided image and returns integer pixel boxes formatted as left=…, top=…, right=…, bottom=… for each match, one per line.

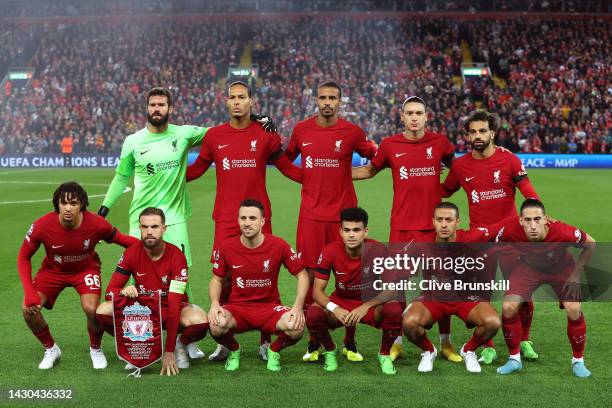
left=389, top=229, right=434, bottom=243
left=297, top=218, right=341, bottom=269
left=223, top=301, right=290, bottom=334
left=411, top=299, right=480, bottom=329
left=211, top=219, right=273, bottom=263
left=328, top=293, right=380, bottom=328
left=506, top=262, right=575, bottom=301
left=32, top=268, right=102, bottom=309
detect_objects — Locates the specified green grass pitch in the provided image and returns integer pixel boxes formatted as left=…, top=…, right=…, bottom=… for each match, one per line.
left=0, top=168, right=611, bottom=408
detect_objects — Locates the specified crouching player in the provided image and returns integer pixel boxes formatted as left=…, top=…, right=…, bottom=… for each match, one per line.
left=96, top=207, right=209, bottom=375
left=403, top=202, right=501, bottom=373
left=18, top=182, right=139, bottom=370
left=495, top=198, right=595, bottom=377
left=208, top=199, right=309, bottom=372
left=306, top=207, right=403, bottom=375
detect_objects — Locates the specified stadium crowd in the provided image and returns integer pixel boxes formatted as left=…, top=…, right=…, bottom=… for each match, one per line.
left=0, top=15, right=610, bottom=155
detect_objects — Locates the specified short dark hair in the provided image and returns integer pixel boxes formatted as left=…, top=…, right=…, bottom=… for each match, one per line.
left=228, top=81, right=252, bottom=98
left=239, top=198, right=265, bottom=216
left=402, top=95, right=426, bottom=110
left=52, top=181, right=89, bottom=213
left=146, top=87, right=173, bottom=106
left=340, top=207, right=368, bottom=227
left=317, top=80, right=342, bottom=98
left=434, top=201, right=459, bottom=218
left=464, top=109, right=499, bottom=133
left=139, top=207, right=166, bottom=224
left=520, top=198, right=545, bottom=215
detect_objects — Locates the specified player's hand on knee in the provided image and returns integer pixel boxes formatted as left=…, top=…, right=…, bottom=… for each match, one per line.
left=288, top=307, right=305, bottom=330
left=208, top=303, right=225, bottom=326
left=332, top=307, right=350, bottom=325
left=23, top=292, right=42, bottom=313
left=120, top=286, right=138, bottom=299
left=160, top=352, right=179, bottom=376
left=344, top=305, right=369, bottom=327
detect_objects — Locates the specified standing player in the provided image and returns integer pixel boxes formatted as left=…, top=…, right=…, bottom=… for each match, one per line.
left=208, top=199, right=309, bottom=372
left=306, top=207, right=403, bottom=375
left=283, top=81, right=377, bottom=362
left=186, top=81, right=301, bottom=361
left=352, top=96, right=457, bottom=361
left=495, top=199, right=595, bottom=377
left=98, top=87, right=276, bottom=359
left=402, top=202, right=501, bottom=373
left=96, top=207, right=209, bottom=375
left=18, top=182, right=138, bottom=369
left=441, top=109, right=540, bottom=364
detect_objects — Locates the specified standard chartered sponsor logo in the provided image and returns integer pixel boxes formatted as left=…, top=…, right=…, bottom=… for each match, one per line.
left=305, top=156, right=339, bottom=168
left=305, top=156, right=313, bottom=168
left=399, top=166, right=408, bottom=180
left=155, top=159, right=180, bottom=171
left=222, top=157, right=257, bottom=170
left=471, top=190, right=479, bottom=203
left=409, top=166, right=436, bottom=177
left=471, top=189, right=507, bottom=203
left=236, top=276, right=272, bottom=288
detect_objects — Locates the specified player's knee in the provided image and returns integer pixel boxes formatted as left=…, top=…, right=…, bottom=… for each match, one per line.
left=285, top=328, right=304, bottom=340
left=181, top=306, right=208, bottom=326
left=502, top=302, right=520, bottom=318
left=482, top=313, right=501, bottom=333
left=563, top=302, right=582, bottom=319
left=209, top=324, right=228, bottom=337
left=402, top=313, right=420, bottom=334
left=96, top=301, right=112, bottom=316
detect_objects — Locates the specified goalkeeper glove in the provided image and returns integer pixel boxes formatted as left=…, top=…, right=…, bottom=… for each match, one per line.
left=250, top=114, right=277, bottom=133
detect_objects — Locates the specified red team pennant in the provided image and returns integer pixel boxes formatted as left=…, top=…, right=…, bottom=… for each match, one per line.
left=112, top=292, right=163, bottom=376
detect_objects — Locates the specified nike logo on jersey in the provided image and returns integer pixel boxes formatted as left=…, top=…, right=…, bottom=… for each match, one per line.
left=465, top=177, right=475, bottom=181
left=51, top=245, right=64, bottom=249
left=302, top=142, right=312, bottom=146
left=140, top=149, right=151, bottom=155
left=335, top=271, right=347, bottom=275
left=218, top=144, right=229, bottom=149
left=395, top=153, right=406, bottom=157
left=136, top=272, right=147, bottom=276
left=232, top=265, right=244, bottom=269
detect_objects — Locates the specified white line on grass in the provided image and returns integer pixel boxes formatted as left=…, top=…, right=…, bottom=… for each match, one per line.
left=0, top=169, right=48, bottom=176
left=0, top=181, right=131, bottom=205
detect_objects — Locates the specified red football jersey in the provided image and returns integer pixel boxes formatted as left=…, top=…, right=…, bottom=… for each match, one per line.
left=496, top=218, right=587, bottom=269
left=315, top=239, right=385, bottom=300
left=213, top=234, right=303, bottom=303
left=111, top=241, right=189, bottom=308
left=442, top=148, right=538, bottom=228
left=192, top=122, right=281, bottom=222
left=20, top=211, right=116, bottom=273
left=285, top=117, right=376, bottom=221
left=371, top=131, right=454, bottom=231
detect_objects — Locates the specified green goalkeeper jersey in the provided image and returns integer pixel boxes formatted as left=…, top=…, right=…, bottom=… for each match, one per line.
left=103, top=124, right=208, bottom=229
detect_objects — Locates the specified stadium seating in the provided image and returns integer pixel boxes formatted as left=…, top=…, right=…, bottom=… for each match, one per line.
left=0, top=13, right=609, bottom=154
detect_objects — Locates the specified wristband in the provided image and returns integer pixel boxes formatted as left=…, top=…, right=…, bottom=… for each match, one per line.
left=326, top=302, right=338, bottom=312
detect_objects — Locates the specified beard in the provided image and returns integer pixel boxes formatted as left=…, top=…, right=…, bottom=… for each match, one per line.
left=143, top=236, right=162, bottom=249
left=471, top=138, right=492, bottom=152
left=147, top=112, right=169, bottom=127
